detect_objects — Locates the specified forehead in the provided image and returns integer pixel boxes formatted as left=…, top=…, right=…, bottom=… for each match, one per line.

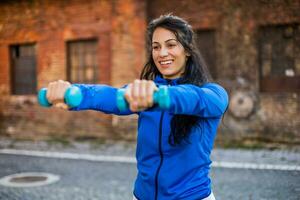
left=152, top=27, right=177, bottom=43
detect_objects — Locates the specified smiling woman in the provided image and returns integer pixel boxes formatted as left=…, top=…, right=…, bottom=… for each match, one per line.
left=42, top=14, right=228, bottom=200
left=151, top=27, right=190, bottom=79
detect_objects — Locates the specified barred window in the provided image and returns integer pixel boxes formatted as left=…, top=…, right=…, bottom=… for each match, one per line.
left=10, top=44, right=37, bottom=95
left=258, top=24, right=300, bottom=92
left=67, top=39, right=98, bottom=83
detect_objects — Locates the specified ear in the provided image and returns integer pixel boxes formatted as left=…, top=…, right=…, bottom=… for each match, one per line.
left=185, top=51, right=191, bottom=57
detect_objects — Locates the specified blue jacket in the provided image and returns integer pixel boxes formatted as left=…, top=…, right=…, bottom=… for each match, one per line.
left=71, top=76, right=228, bottom=200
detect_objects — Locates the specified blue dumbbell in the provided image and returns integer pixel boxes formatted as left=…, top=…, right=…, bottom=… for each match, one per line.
left=116, top=85, right=170, bottom=112
left=37, top=86, right=83, bottom=108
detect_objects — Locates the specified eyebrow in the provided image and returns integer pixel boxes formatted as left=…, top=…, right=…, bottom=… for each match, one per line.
left=152, top=39, right=177, bottom=45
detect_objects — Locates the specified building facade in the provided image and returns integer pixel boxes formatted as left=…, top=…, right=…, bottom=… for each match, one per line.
left=0, top=0, right=299, bottom=146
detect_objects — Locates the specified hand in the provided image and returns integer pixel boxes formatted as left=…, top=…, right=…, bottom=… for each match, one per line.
left=124, top=79, right=158, bottom=112
left=46, top=80, right=71, bottom=109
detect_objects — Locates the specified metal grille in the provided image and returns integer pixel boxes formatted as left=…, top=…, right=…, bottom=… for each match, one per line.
left=258, top=24, right=300, bottom=92
left=196, top=30, right=217, bottom=79
left=10, top=44, right=37, bottom=95
left=67, top=39, right=98, bottom=84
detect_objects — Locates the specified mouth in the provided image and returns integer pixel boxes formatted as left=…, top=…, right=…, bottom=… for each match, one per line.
left=159, top=60, right=173, bottom=66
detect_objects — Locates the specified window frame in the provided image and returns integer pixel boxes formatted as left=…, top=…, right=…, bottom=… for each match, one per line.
left=66, top=38, right=99, bottom=84
left=195, top=29, right=217, bottom=79
left=10, top=43, right=37, bottom=95
left=258, top=24, right=300, bottom=93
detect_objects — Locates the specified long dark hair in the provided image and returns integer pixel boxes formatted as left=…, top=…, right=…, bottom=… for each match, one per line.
left=140, top=14, right=212, bottom=145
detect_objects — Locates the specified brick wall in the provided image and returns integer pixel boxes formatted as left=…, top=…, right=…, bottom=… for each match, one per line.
left=148, top=0, right=300, bottom=146
left=0, top=0, right=299, bottom=146
left=0, top=0, right=146, bottom=141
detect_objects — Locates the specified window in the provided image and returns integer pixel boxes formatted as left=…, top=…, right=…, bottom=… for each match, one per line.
left=196, top=30, right=217, bottom=79
left=10, top=44, right=37, bottom=95
left=258, top=24, right=300, bottom=92
left=67, top=39, right=98, bottom=83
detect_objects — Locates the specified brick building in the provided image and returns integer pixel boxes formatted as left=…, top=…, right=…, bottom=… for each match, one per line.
left=0, top=0, right=299, bottom=146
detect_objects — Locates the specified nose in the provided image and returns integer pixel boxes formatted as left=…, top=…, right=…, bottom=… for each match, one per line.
left=159, top=47, right=168, bottom=57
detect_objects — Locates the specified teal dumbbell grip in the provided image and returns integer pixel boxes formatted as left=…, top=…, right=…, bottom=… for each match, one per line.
left=37, top=86, right=83, bottom=108
left=116, top=85, right=170, bottom=112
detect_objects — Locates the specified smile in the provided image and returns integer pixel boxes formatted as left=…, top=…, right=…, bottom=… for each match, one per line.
left=159, top=60, right=173, bottom=65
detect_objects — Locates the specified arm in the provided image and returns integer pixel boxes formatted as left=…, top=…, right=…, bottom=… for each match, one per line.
left=70, top=84, right=134, bottom=115
left=167, top=83, right=229, bottom=117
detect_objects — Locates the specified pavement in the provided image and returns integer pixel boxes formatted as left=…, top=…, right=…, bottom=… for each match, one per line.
left=0, top=138, right=299, bottom=200
left=0, top=138, right=299, bottom=166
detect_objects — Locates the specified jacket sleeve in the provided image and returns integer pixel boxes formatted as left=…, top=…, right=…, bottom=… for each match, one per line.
left=167, top=83, right=229, bottom=117
left=69, top=84, right=134, bottom=116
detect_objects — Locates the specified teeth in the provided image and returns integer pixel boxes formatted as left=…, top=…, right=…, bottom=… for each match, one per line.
left=160, top=60, right=172, bottom=65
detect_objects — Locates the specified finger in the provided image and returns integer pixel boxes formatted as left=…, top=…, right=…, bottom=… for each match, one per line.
left=124, top=84, right=133, bottom=104
left=139, top=80, right=147, bottom=107
left=46, top=82, right=55, bottom=104
left=130, top=101, right=139, bottom=112
left=153, top=82, right=158, bottom=91
left=132, top=80, right=140, bottom=109
left=52, top=100, right=62, bottom=107
left=51, top=81, right=59, bottom=103
left=146, top=81, right=157, bottom=107
left=54, top=102, right=68, bottom=110
left=132, top=79, right=140, bottom=100
left=125, top=84, right=140, bottom=112
left=56, top=80, right=65, bottom=100
left=59, top=103, right=68, bottom=110
left=132, top=80, right=141, bottom=111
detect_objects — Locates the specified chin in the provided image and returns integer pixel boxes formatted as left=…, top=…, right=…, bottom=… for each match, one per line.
left=161, top=73, right=173, bottom=78
left=162, top=74, right=177, bottom=79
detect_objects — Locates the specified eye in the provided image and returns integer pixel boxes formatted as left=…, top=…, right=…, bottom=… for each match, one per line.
left=152, top=45, right=160, bottom=50
left=167, top=43, right=177, bottom=48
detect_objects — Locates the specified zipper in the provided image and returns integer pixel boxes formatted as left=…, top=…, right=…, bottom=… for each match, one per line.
left=154, top=80, right=171, bottom=200
left=154, top=111, right=165, bottom=200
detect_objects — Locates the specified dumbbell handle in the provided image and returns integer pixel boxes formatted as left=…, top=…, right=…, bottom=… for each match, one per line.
left=37, top=86, right=83, bottom=108
left=116, top=85, right=170, bottom=112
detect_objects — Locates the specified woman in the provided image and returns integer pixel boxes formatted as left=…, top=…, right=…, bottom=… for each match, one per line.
left=46, top=14, right=228, bottom=200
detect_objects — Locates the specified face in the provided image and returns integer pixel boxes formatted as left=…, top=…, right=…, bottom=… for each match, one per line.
left=152, top=27, right=190, bottom=79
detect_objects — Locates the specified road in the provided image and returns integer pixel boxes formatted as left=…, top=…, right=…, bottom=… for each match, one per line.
left=0, top=140, right=299, bottom=200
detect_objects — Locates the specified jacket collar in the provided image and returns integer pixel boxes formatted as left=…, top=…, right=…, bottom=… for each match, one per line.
left=154, top=75, right=181, bottom=86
